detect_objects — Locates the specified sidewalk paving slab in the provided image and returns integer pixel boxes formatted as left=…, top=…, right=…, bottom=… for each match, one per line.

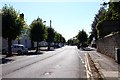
left=88, top=50, right=120, bottom=80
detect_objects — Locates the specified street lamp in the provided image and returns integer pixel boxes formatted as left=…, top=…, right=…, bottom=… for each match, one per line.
left=43, top=21, right=46, bottom=25
left=43, top=21, right=46, bottom=23
left=43, top=20, right=46, bottom=30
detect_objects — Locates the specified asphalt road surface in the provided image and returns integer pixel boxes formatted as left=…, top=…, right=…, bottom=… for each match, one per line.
left=2, top=46, right=87, bottom=78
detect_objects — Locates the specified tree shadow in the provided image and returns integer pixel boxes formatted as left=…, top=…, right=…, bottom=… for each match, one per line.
left=27, top=52, right=43, bottom=55
left=80, top=47, right=95, bottom=51
left=2, top=52, right=44, bottom=58
left=0, top=58, right=14, bottom=64
left=40, top=49, right=55, bottom=51
left=16, top=52, right=44, bottom=56
left=39, top=47, right=55, bottom=51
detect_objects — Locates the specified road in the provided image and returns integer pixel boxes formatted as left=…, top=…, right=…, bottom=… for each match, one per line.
left=2, top=46, right=87, bottom=78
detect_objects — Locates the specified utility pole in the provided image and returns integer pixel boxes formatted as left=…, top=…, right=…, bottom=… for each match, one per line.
left=50, top=20, right=52, bottom=28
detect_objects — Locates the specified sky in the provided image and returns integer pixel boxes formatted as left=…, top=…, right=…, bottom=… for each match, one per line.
left=0, top=1, right=106, bottom=41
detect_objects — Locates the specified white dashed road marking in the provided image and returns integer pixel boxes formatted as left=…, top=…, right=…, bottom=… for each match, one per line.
left=76, top=50, right=85, bottom=64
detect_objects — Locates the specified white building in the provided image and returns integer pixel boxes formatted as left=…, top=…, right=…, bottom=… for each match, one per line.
left=2, top=34, right=32, bottom=49
left=13, top=35, right=31, bottom=48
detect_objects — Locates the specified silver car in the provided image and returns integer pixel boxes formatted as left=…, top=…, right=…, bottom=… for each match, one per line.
left=2, top=44, right=28, bottom=54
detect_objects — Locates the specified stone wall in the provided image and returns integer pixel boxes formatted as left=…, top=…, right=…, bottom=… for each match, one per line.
left=97, top=32, right=120, bottom=59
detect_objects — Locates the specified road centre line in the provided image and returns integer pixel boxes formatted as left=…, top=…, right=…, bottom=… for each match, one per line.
left=76, top=49, right=85, bottom=64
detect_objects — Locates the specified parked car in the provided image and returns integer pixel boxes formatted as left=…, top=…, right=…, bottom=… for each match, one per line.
left=77, top=43, right=88, bottom=49
left=91, top=43, right=96, bottom=48
left=2, top=44, right=28, bottom=55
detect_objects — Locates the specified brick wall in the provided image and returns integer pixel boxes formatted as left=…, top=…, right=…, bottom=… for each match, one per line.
left=97, top=32, right=120, bottom=59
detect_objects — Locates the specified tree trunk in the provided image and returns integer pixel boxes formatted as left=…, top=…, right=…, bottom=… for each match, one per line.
left=7, top=38, right=12, bottom=57
left=31, top=40, right=34, bottom=48
left=36, top=41, right=39, bottom=53
left=18, top=39, right=20, bottom=44
left=54, top=43, right=56, bottom=49
left=48, top=42, right=50, bottom=51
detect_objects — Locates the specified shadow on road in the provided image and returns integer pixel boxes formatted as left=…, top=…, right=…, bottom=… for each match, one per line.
left=0, top=52, right=44, bottom=64
left=0, top=58, right=14, bottom=64
left=0, top=48, right=56, bottom=64
left=40, top=49, right=55, bottom=51
left=79, top=47, right=95, bottom=51
left=27, top=52, right=43, bottom=55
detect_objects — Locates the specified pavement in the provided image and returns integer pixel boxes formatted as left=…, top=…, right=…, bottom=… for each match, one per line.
left=86, top=48, right=120, bottom=80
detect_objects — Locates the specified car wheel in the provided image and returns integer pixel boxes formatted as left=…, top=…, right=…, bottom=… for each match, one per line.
left=17, top=50, right=22, bottom=55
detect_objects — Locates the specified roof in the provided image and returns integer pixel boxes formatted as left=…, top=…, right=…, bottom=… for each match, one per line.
left=12, top=44, right=24, bottom=46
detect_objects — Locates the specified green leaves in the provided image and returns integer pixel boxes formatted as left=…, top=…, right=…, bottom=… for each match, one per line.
left=54, top=32, right=65, bottom=43
left=30, top=18, right=45, bottom=42
left=91, top=2, right=120, bottom=39
left=77, top=29, right=88, bottom=44
left=30, top=18, right=66, bottom=46
left=67, top=39, right=73, bottom=45
left=2, top=4, right=24, bottom=40
left=46, top=27, right=55, bottom=43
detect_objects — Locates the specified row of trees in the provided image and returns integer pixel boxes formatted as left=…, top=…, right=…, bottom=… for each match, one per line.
left=2, top=4, right=66, bottom=56
left=30, top=18, right=66, bottom=53
left=67, top=29, right=88, bottom=48
left=91, top=2, right=120, bottom=40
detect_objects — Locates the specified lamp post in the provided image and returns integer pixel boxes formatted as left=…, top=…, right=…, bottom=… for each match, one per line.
left=43, top=20, right=46, bottom=30
left=50, top=20, right=52, bottom=28
left=43, top=21, right=46, bottom=25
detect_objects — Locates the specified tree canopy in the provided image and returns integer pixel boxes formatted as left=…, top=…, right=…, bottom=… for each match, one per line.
left=30, top=18, right=45, bottom=42
left=77, top=30, right=88, bottom=44
left=91, top=2, right=120, bottom=39
left=46, top=27, right=55, bottom=43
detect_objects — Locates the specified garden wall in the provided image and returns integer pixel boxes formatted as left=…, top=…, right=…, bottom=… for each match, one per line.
left=97, top=32, right=120, bottom=59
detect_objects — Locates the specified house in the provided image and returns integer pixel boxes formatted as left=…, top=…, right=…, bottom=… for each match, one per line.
left=2, top=34, right=32, bottom=49
left=13, top=35, right=31, bottom=49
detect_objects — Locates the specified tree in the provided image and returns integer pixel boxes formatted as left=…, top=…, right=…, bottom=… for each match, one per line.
left=104, top=2, right=120, bottom=21
left=77, top=30, right=88, bottom=46
left=30, top=18, right=45, bottom=53
left=44, top=26, right=48, bottom=41
left=46, top=27, right=55, bottom=50
left=2, top=4, right=25, bottom=56
left=95, top=2, right=120, bottom=38
left=88, top=33, right=94, bottom=44
left=91, top=7, right=106, bottom=40
left=67, top=39, right=73, bottom=45
left=59, top=34, right=66, bottom=46
left=62, top=37, right=66, bottom=43
left=54, top=32, right=60, bottom=44
left=59, top=34, right=63, bottom=43
left=54, top=32, right=66, bottom=47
